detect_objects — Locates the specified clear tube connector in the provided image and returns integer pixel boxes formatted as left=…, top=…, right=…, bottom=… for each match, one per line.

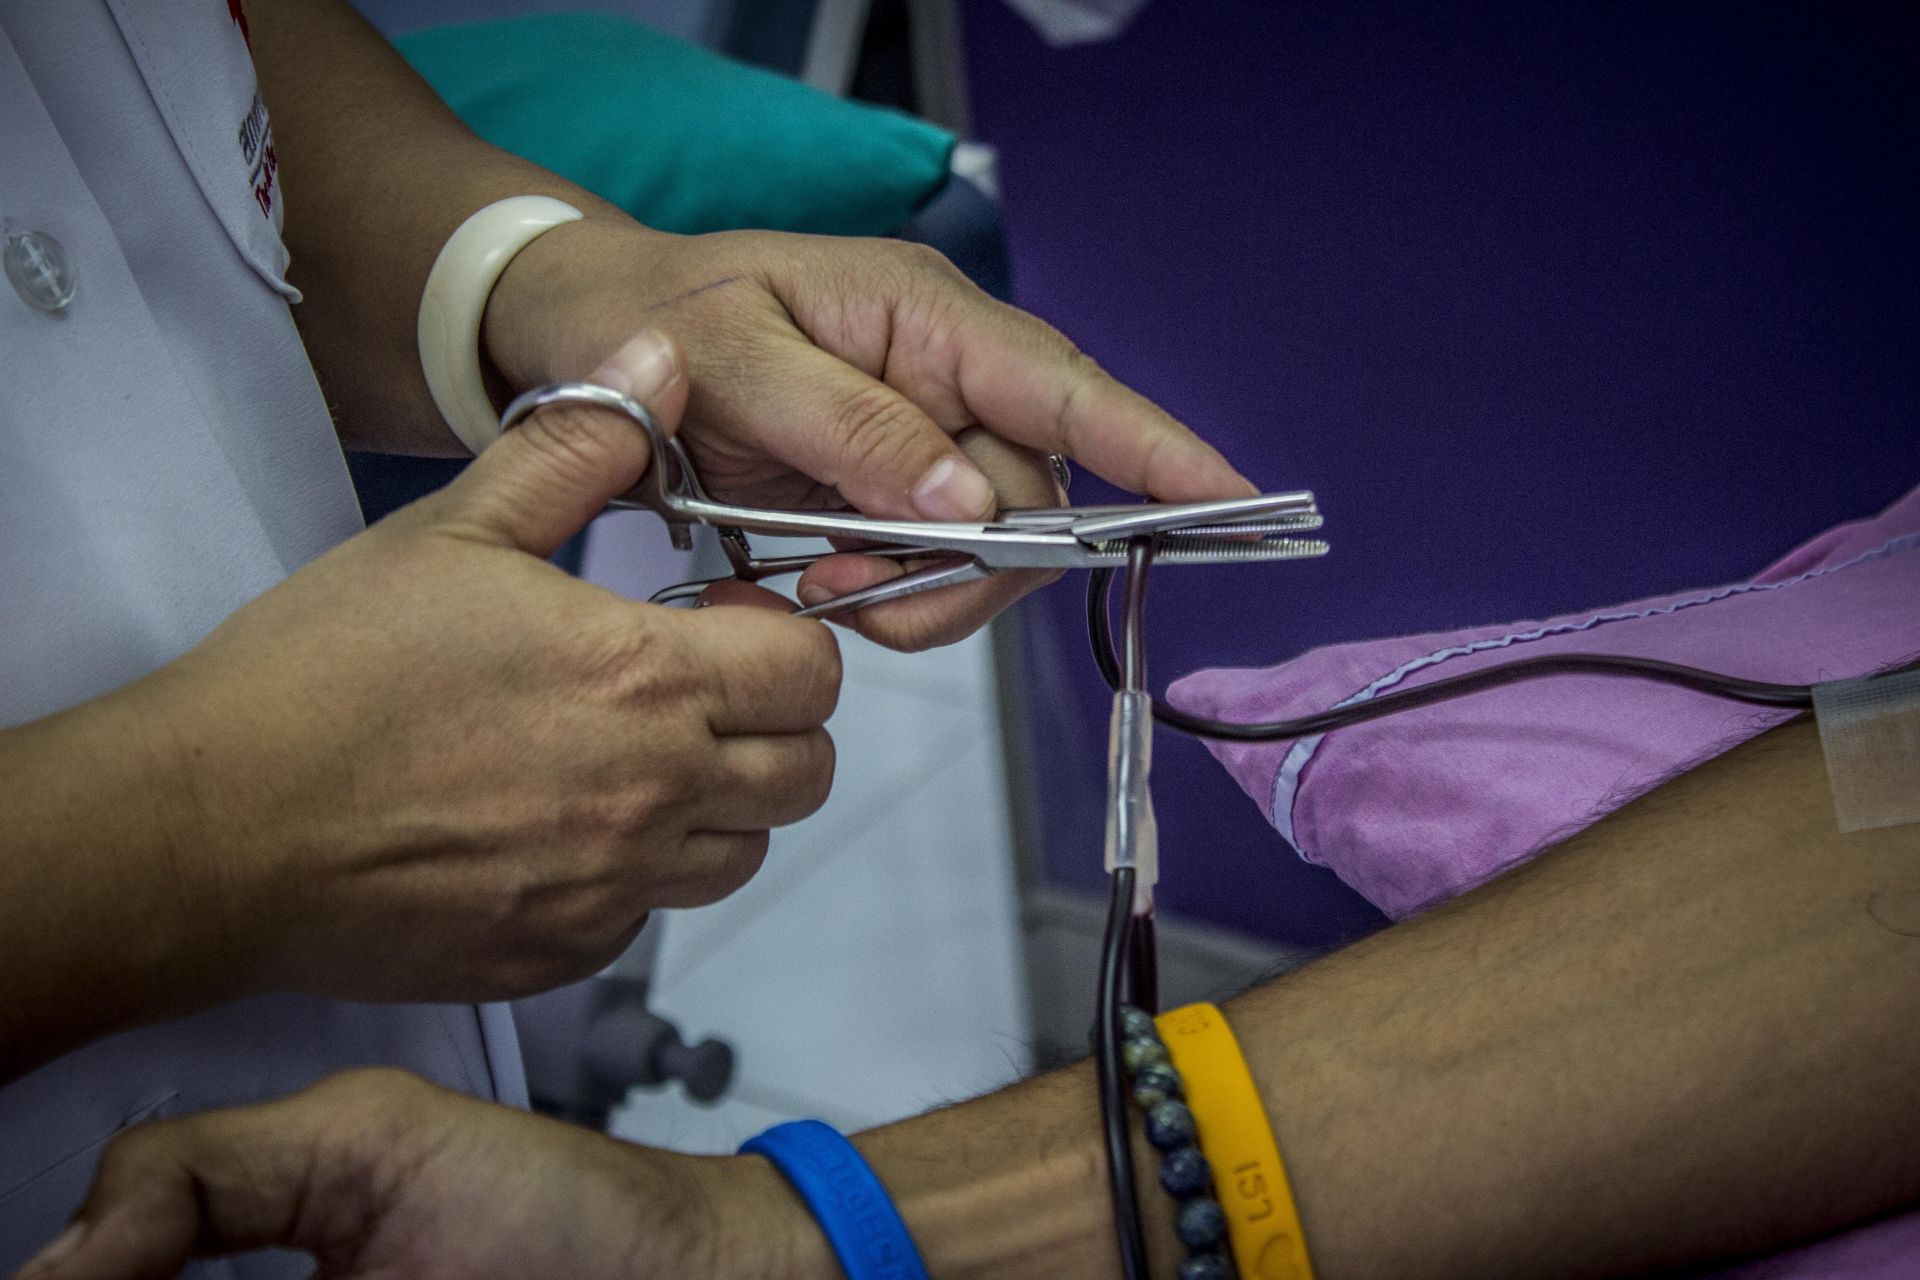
left=1103, top=689, right=1159, bottom=907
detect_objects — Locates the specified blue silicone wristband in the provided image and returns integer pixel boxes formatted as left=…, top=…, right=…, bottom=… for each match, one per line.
left=739, top=1120, right=930, bottom=1280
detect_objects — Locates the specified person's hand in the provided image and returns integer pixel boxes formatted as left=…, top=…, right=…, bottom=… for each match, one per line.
left=136, top=333, right=840, bottom=1003
left=483, top=221, right=1259, bottom=651
left=9, top=1069, right=824, bottom=1280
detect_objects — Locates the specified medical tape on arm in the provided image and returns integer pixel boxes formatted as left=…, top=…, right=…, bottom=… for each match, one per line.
left=1813, top=666, right=1920, bottom=833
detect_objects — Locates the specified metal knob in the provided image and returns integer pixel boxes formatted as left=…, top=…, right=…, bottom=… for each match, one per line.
left=651, top=1028, right=735, bottom=1103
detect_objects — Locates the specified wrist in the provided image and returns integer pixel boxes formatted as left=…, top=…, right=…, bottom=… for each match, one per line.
left=110, top=671, right=283, bottom=1002
left=479, top=214, right=674, bottom=396
left=856, top=1069, right=1182, bottom=1280
left=695, top=1153, right=838, bottom=1280
left=0, top=679, right=273, bottom=1078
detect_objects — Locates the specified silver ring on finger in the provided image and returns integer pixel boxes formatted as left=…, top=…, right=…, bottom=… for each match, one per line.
left=1048, top=453, right=1072, bottom=495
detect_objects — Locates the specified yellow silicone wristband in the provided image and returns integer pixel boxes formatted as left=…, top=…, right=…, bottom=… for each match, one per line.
left=1156, top=1002, right=1315, bottom=1280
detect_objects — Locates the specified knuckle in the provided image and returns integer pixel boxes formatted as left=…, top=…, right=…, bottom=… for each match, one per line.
left=798, top=624, right=843, bottom=721
left=315, top=1066, right=430, bottom=1112
left=825, top=384, right=934, bottom=485
left=711, top=832, right=772, bottom=896
left=98, top=1123, right=163, bottom=1175
left=515, top=403, right=639, bottom=483
left=866, top=601, right=978, bottom=654
left=870, top=570, right=1034, bottom=651
left=890, top=620, right=958, bottom=654
left=791, top=730, right=836, bottom=817
left=604, top=776, right=683, bottom=838
left=376, top=486, right=447, bottom=534
left=742, top=618, right=841, bottom=726
left=523, top=402, right=627, bottom=454
left=1052, top=377, right=1095, bottom=458
left=895, top=239, right=964, bottom=281
left=655, top=833, right=770, bottom=908
left=591, top=613, right=696, bottom=710
left=1131, top=429, right=1178, bottom=490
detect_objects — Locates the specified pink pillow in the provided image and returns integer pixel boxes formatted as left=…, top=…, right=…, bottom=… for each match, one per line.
left=1170, top=486, right=1920, bottom=919
left=1167, top=483, right=1920, bottom=1277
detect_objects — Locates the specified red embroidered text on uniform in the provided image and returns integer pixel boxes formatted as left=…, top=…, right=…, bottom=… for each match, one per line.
left=237, top=92, right=278, bottom=221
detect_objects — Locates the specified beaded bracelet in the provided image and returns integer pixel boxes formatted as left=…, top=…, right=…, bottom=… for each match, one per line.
left=1116, top=1004, right=1239, bottom=1280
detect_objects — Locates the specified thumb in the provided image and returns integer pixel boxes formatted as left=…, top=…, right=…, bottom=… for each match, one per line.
left=12, top=1071, right=446, bottom=1280
left=434, top=329, right=687, bottom=557
left=18, top=1092, right=346, bottom=1279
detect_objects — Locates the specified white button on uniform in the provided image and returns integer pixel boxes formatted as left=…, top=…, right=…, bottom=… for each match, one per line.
left=5, top=230, right=77, bottom=312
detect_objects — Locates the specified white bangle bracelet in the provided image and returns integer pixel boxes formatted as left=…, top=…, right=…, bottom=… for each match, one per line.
left=418, top=195, right=584, bottom=454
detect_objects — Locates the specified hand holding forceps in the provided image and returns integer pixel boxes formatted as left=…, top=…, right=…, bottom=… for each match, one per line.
left=499, top=381, right=1331, bottom=617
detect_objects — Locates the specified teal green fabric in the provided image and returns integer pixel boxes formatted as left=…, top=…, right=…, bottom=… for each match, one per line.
left=395, top=14, right=955, bottom=237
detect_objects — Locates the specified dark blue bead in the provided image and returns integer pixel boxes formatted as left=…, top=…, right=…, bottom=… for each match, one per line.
left=1120, top=1035, right=1170, bottom=1075
left=1131, top=1063, right=1182, bottom=1107
left=1146, top=1098, right=1198, bottom=1150
left=1118, top=1005, right=1159, bottom=1042
left=1158, top=1144, right=1213, bottom=1198
left=1179, top=1254, right=1233, bottom=1280
left=1175, top=1198, right=1228, bottom=1250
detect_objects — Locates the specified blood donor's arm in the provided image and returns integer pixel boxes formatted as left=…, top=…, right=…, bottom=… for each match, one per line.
left=30, top=719, right=1920, bottom=1279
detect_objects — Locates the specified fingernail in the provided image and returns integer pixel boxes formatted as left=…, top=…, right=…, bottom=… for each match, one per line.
left=912, top=457, right=994, bottom=522
left=590, top=329, right=677, bottom=402
left=797, top=584, right=831, bottom=607
left=17, top=1222, right=86, bottom=1277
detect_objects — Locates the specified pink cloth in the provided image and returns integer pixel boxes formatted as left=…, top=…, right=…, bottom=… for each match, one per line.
left=1168, top=484, right=1920, bottom=1276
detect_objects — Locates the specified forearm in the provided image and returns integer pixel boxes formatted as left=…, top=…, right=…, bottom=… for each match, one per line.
left=840, top=719, right=1920, bottom=1278
left=48, top=717, right=1916, bottom=1278
left=245, top=0, right=652, bottom=453
left=0, top=683, right=259, bottom=1084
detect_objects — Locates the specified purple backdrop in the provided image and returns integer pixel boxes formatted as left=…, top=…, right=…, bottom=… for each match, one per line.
left=963, top=0, right=1920, bottom=948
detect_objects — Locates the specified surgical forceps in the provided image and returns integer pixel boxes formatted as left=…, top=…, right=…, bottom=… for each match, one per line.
left=500, top=381, right=1332, bottom=617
